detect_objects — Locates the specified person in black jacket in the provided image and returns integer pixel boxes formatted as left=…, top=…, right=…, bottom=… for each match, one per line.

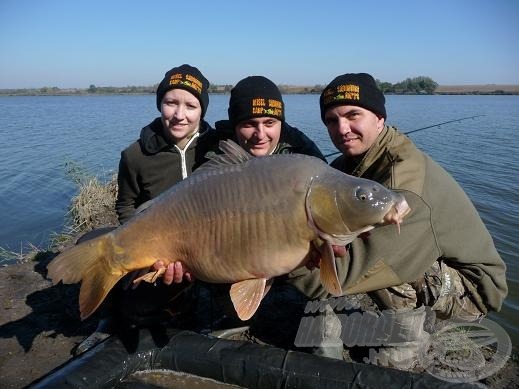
left=75, top=64, right=219, bottom=354
left=116, top=64, right=218, bottom=224
left=214, top=75, right=325, bottom=160
left=178, top=75, right=329, bottom=334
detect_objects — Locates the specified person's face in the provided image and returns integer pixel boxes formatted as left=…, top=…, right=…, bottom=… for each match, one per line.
left=160, top=89, right=202, bottom=147
left=235, top=117, right=282, bottom=156
left=324, top=105, right=385, bottom=158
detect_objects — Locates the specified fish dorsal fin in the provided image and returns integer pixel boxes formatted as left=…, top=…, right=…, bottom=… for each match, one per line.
left=230, top=278, right=270, bottom=321
left=219, top=139, right=252, bottom=163
left=195, top=140, right=252, bottom=174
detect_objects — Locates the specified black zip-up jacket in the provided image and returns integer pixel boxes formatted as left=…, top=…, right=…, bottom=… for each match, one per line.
left=116, top=118, right=219, bottom=224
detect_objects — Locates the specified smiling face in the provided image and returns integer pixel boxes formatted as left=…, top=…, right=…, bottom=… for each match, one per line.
left=160, top=88, right=202, bottom=148
left=324, top=105, right=385, bottom=157
left=235, top=117, right=282, bottom=156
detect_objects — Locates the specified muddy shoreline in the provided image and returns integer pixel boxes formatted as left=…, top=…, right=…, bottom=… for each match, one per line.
left=0, top=252, right=100, bottom=388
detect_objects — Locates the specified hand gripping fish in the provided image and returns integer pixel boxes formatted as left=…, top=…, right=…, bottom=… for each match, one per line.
left=47, top=140, right=410, bottom=321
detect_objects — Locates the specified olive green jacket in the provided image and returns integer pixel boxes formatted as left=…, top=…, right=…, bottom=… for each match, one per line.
left=288, top=126, right=507, bottom=313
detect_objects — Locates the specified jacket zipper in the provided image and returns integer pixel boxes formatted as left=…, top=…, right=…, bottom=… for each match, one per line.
left=174, top=132, right=200, bottom=179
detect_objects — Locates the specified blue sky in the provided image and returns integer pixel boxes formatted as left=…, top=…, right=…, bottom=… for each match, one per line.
left=1, top=0, right=518, bottom=88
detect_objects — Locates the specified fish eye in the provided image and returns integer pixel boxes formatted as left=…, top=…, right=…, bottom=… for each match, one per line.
left=355, top=188, right=371, bottom=201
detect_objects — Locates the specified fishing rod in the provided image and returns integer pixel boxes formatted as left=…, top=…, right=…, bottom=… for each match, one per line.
left=323, top=114, right=485, bottom=158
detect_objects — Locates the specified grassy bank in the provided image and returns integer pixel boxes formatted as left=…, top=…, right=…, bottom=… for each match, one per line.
left=435, top=84, right=519, bottom=94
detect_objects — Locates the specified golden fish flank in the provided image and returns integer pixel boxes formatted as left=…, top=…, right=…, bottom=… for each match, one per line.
left=47, top=140, right=410, bottom=321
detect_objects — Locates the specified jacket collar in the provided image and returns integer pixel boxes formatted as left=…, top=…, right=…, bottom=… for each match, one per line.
left=333, top=125, right=399, bottom=179
left=140, top=118, right=211, bottom=154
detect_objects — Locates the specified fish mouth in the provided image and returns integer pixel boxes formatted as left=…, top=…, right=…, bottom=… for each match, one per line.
left=382, top=198, right=411, bottom=234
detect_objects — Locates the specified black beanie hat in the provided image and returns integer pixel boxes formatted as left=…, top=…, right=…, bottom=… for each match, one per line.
left=228, top=76, right=285, bottom=127
left=319, top=73, right=386, bottom=122
left=156, top=64, right=210, bottom=117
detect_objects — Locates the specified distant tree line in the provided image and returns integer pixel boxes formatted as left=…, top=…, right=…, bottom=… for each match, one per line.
left=86, top=84, right=156, bottom=94
left=376, top=76, right=438, bottom=94
left=2, top=76, right=517, bottom=96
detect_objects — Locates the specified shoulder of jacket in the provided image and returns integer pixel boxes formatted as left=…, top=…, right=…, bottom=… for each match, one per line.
left=121, top=139, right=142, bottom=157
left=279, top=123, right=316, bottom=149
left=383, top=127, right=427, bottom=194
left=198, top=120, right=215, bottom=135
left=119, top=141, right=146, bottom=173
left=280, top=123, right=307, bottom=144
left=214, top=119, right=235, bottom=139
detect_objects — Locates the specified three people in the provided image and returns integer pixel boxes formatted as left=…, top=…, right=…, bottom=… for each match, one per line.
left=82, top=68, right=507, bottom=370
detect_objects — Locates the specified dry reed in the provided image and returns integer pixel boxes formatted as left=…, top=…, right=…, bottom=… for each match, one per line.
left=1, top=161, right=119, bottom=263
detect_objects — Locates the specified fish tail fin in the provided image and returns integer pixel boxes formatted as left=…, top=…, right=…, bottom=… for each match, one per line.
left=47, top=233, right=125, bottom=320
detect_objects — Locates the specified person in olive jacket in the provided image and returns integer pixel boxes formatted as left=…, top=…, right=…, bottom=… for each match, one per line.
left=286, top=73, right=508, bottom=367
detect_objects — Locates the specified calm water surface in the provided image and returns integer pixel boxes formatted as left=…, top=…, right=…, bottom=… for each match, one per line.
left=0, top=94, right=517, bottom=344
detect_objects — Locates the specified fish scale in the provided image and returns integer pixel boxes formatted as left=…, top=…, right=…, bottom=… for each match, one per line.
left=47, top=140, right=409, bottom=321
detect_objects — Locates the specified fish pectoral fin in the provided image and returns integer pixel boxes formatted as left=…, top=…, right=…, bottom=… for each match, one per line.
left=319, top=240, right=343, bottom=296
left=328, top=232, right=358, bottom=246
left=230, top=278, right=267, bottom=321
left=133, top=267, right=166, bottom=284
left=264, top=278, right=274, bottom=296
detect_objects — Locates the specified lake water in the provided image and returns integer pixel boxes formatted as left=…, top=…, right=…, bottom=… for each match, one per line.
left=0, top=94, right=517, bottom=345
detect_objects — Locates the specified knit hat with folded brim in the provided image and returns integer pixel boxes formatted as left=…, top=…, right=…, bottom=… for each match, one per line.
left=228, top=76, right=285, bottom=127
left=319, top=73, right=386, bottom=121
left=156, top=64, right=209, bottom=117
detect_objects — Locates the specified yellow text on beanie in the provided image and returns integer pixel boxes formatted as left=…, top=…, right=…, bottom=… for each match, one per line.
left=319, top=73, right=386, bottom=122
left=228, top=76, right=285, bottom=127
left=156, top=64, right=210, bottom=117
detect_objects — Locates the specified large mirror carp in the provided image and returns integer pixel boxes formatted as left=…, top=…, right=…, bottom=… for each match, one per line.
left=48, top=140, right=409, bottom=321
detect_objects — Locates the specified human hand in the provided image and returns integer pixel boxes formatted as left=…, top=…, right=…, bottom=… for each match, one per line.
left=156, top=260, right=193, bottom=285
left=124, top=261, right=193, bottom=290
left=306, top=244, right=348, bottom=270
left=305, top=231, right=369, bottom=270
